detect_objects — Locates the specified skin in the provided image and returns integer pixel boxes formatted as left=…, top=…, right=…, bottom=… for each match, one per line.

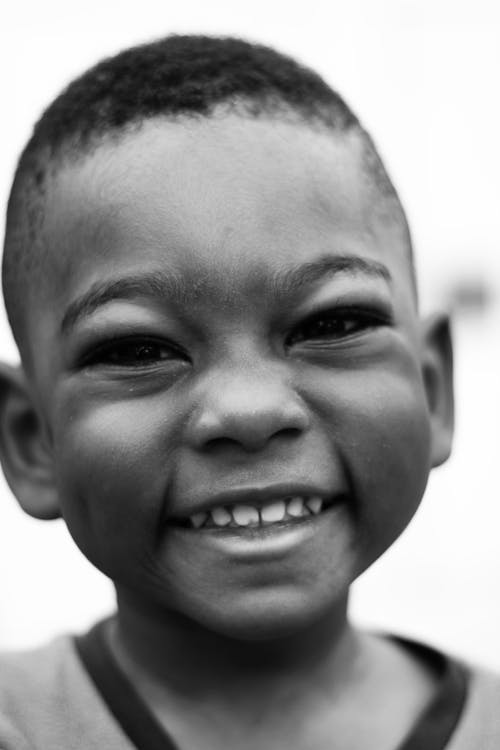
left=0, top=115, right=453, bottom=749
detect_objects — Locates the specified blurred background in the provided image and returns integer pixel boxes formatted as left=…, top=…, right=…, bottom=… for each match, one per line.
left=1, top=0, right=499, bottom=667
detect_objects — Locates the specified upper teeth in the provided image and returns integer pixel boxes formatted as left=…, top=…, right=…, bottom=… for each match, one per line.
left=189, top=496, right=324, bottom=530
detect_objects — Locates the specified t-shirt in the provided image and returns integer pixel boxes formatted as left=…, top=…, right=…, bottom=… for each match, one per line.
left=0, top=619, right=498, bottom=750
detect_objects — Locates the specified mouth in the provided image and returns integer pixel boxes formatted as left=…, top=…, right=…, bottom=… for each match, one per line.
left=171, top=493, right=339, bottom=532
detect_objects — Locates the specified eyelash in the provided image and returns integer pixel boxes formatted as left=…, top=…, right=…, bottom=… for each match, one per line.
left=78, top=306, right=391, bottom=369
left=285, top=306, right=392, bottom=347
left=80, top=337, right=188, bottom=369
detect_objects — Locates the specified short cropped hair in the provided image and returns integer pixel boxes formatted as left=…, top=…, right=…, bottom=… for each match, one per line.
left=2, top=34, right=409, bottom=356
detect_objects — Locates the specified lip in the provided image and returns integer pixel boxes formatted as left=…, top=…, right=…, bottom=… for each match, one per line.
left=170, top=502, right=348, bottom=561
left=168, top=482, right=338, bottom=524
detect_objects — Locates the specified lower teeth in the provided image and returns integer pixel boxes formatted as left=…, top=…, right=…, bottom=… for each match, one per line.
left=199, top=510, right=315, bottom=530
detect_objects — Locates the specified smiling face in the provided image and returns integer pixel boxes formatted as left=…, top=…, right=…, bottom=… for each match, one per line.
left=17, top=115, right=449, bottom=639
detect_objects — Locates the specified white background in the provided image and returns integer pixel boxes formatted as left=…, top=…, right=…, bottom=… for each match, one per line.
left=0, top=0, right=499, bottom=668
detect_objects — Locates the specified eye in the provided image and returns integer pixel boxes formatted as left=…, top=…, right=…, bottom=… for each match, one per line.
left=286, top=307, right=391, bottom=347
left=80, top=337, right=189, bottom=368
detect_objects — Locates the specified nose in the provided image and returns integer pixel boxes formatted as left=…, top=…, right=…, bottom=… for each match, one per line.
left=186, top=365, right=311, bottom=452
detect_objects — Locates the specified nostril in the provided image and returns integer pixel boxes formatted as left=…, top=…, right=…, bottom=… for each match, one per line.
left=276, top=426, right=303, bottom=441
left=203, top=435, right=245, bottom=452
left=202, top=425, right=304, bottom=454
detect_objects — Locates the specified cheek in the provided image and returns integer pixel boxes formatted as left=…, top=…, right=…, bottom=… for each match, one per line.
left=51, top=396, right=177, bottom=577
left=342, top=376, right=432, bottom=555
left=306, top=361, right=432, bottom=558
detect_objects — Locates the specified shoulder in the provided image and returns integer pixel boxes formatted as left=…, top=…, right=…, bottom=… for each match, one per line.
left=448, top=661, right=500, bottom=750
left=0, top=634, right=134, bottom=750
left=384, top=634, right=500, bottom=749
left=0, top=634, right=83, bottom=710
left=0, top=636, right=82, bottom=749
left=0, top=637, right=67, bottom=749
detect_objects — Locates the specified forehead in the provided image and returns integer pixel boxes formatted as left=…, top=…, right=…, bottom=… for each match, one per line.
left=40, top=115, right=412, bottom=315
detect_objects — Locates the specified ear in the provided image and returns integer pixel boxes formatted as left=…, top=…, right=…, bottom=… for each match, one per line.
left=420, top=313, right=454, bottom=468
left=0, top=362, right=60, bottom=520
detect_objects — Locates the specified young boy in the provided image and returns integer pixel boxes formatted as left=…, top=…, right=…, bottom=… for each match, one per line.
left=0, top=34, right=497, bottom=750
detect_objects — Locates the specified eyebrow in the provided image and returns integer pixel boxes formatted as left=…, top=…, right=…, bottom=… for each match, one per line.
left=60, top=254, right=391, bottom=334
left=272, top=255, right=391, bottom=297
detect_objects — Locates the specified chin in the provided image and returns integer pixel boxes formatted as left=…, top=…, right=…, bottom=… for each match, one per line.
left=189, top=587, right=345, bottom=642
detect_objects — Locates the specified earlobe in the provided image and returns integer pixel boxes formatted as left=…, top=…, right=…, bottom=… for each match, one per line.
left=0, top=362, right=60, bottom=520
left=421, top=313, right=454, bottom=468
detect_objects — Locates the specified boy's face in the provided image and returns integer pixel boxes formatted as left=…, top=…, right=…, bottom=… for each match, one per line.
left=23, top=115, right=447, bottom=638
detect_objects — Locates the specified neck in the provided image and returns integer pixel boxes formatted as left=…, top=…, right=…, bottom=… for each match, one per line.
left=108, top=588, right=364, bottom=704
left=104, top=592, right=438, bottom=750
